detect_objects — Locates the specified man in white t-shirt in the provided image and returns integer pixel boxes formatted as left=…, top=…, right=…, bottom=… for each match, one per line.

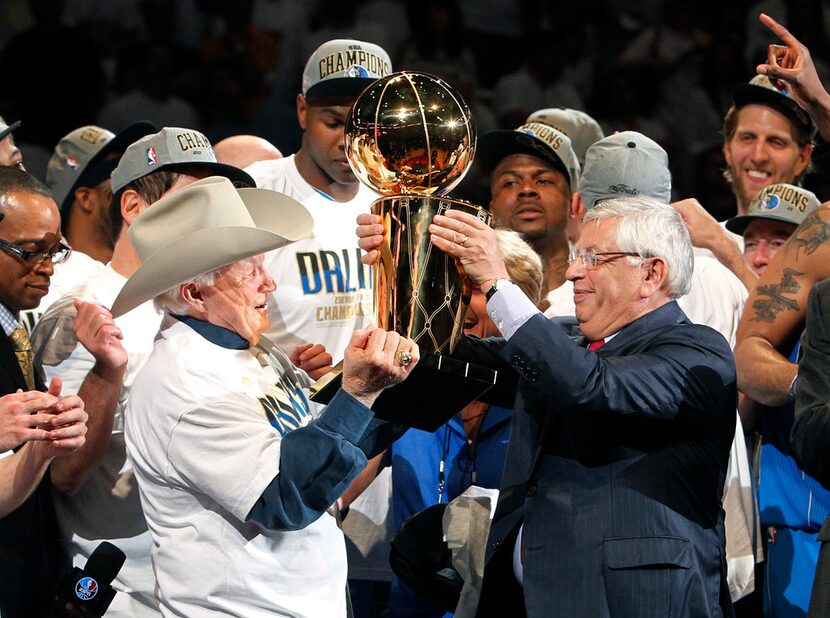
left=246, top=38, right=392, bottom=370
left=669, top=72, right=818, bottom=293
left=31, top=128, right=254, bottom=617
left=474, top=121, right=580, bottom=316
left=111, top=177, right=418, bottom=617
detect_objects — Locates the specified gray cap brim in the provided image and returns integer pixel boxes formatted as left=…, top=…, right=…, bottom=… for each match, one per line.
left=0, top=120, right=21, bottom=142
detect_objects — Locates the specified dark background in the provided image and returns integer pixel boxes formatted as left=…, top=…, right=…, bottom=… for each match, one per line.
left=1, top=0, right=828, bottom=218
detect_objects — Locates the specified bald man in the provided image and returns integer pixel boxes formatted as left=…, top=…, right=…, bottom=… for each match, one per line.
left=213, top=135, right=282, bottom=169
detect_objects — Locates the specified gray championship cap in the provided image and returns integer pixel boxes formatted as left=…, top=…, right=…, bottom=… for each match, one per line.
left=0, top=116, right=21, bottom=141
left=302, top=39, right=392, bottom=100
left=527, top=108, right=604, bottom=167
left=725, top=183, right=821, bottom=235
left=733, top=74, right=815, bottom=138
left=477, top=122, right=580, bottom=189
left=579, top=131, right=671, bottom=209
left=111, top=127, right=255, bottom=193
left=47, top=121, right=156, bottom=214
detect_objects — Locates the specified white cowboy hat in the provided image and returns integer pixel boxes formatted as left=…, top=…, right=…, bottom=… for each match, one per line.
left=110, top=176, right=313, bottom=317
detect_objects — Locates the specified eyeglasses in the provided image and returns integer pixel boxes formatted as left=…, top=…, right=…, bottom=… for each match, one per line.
left=567, top=248, right=642, bottom=269
left=0, top=238, right=72, bottom=266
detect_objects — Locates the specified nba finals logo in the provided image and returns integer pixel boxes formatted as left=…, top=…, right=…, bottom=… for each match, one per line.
left=75, top=576, right=99, bottom=601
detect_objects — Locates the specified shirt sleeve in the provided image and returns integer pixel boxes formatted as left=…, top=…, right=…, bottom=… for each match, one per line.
left=30, top=297, right=91, bottom=397
left=487, top=282, right=542, bottom=340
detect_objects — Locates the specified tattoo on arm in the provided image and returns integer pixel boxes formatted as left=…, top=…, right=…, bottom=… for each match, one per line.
left=792, top=211, right=830, bottom=258
left=751, top=267, right=804, bottom=323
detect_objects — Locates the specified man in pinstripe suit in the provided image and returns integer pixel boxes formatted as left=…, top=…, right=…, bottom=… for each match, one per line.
left=358, top=195, right=737, bottom=616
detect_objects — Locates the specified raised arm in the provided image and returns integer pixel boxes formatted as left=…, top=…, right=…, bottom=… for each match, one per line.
left=735, top=205, right=830, bottom=405
left=45, top=300, right=127, bottom=495
left=757, top=13, right=830, bottom=141
left=671, top=198, right=756, bottom=291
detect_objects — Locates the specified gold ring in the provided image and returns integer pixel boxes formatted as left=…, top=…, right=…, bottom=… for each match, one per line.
left=395, top=350, right=412, bottom=367
left=460, top=235, right=468, bottom=247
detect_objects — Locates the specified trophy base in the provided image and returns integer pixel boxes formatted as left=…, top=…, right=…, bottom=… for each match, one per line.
left=309, top=352, right=509, bottom=432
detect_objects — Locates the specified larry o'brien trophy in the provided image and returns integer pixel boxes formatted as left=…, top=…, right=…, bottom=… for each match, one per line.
left=310, top=71, right=506, bottom=431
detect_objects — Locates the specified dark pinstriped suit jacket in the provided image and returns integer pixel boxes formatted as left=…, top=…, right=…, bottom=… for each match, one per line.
left=463, top=301, right=736, bottom=617
left=0, top=328, right=65, bottom=618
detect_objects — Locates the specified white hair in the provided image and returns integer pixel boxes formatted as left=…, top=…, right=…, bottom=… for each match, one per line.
left=495, top=228, right=544, bottom=303
left=583, top=196, right=693, bottom=298
left=153, top=268, right=222, bottom=315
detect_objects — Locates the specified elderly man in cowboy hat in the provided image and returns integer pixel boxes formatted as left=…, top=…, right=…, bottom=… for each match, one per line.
left=116, top=176, right=419, bottom=617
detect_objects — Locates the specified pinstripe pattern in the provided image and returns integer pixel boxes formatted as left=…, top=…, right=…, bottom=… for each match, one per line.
left=470, top=302, right=736, bottom=617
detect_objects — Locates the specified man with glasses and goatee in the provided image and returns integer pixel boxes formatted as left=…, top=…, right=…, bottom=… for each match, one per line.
left=0, top=166, right=89, bottom=618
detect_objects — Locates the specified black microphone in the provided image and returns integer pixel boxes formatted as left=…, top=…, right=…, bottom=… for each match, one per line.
left=45, top=541, right=126, bottom=617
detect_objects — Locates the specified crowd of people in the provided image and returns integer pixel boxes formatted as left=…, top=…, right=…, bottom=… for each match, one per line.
left=1, top=3, right=830, bottom=618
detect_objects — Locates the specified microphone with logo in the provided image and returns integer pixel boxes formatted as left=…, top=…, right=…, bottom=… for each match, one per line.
left=45, top=541, right=126, bottom=617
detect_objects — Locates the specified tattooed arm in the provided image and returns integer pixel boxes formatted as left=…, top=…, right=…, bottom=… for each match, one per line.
left=735, top=206, right=830, bottom=409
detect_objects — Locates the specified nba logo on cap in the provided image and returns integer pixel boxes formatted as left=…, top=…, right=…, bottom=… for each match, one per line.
left=146, top=147, right=157, bottom=166
left=760, top=194, right=780, bottom=211
left=75, top=576, right=99, bottom=601
left=64, top=155, right=80, bottom=170
left=347, top=65, right=370, bottom=78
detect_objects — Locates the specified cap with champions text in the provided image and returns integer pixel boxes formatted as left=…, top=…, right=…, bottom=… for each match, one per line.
left=111, top=127, right=254, bottom=193
left=579, top=131, right=671, bottom=210
left=47, top=121, right=156, bottom=214
left=726, top=183, right=821, bottom=235
left=302, top=39, right=392, bottom=100
left=477, top=122, right=580, bottom=190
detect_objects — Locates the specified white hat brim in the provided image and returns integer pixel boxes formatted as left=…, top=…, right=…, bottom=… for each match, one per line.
left=110, top=186, right=313, bottom=317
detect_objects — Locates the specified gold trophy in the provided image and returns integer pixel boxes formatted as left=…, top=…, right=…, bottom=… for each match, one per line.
left=312, top=71, right=505, bottom=431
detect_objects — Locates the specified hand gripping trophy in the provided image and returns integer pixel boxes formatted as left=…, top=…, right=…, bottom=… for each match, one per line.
left=314, top=71, right=503, bottom=430
left=346, top=71, right=488, bottom=355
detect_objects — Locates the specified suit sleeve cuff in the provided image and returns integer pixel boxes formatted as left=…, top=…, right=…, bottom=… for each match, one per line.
left=315, top=388, right=375, bottom=443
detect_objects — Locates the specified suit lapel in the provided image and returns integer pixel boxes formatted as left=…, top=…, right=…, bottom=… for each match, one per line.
left=596, top=301, right=687, bottom=355
left=527, top=301, right=688, bottom=477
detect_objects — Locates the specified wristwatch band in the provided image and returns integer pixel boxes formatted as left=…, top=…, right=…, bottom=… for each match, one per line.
left=485, top=278, right=512, bottom=301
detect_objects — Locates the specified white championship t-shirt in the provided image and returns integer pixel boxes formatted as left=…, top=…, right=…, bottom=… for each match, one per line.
left=247, top=155, right=378, bottom=361
left=125, top=320, right=347, bottom=617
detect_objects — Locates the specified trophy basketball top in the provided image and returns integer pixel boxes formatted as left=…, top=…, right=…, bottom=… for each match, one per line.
left=345, top=71, right=476, bottom=196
